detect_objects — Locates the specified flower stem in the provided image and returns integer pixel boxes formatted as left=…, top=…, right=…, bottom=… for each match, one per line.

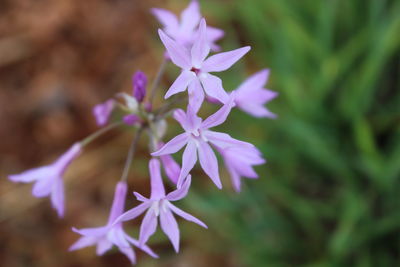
left=80, top=122, right=123, bottom=147
left=120, top=127, right=143, bottom=182
left=149, top=57, right=168, bottom=105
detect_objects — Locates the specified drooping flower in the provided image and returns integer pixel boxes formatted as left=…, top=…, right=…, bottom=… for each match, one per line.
left=233, top=69, right=278, bottom=118
left=217, top=145, right=265, bottom=192
left=115, top=159, right=207, bottom=252
left=70, top=181, right=158, bottom=264
left=158, top=18, right=250, bottom=112
left=132, top=71, right=147, bottom=103
left=152, top=0, right=224, bottom=51
left=93, top=99, right=115, bottom=126
left=8, top=143, right=82, bottom=217
left=152, top=95, right=258, bottom=189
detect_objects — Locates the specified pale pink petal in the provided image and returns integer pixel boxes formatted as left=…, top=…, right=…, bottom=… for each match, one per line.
left=160, top=153, right=181, bottom=184
left=151, top=133, right=189, bottom=156
left=168, top=202, right=207, bottom=228
left=236, top=69, right=269, bottom=93
left=96, top=239, right=113, bottom=255
left=188, top=78, right=205, bottom=113
left=191, top=19, right=210, bottom=68
left=226, top=163, right=242, bottom=192
left=50, top=178, right=65, bottom=218
left=199, top=74, right=229, bottom=104
left=200, top=94, right=235, bottom=129
left=158, top=29, right=191, bottom=69
left=72, top=226, right=109, bottom=237
left=180, top=0, right=201, bottom=34
left=115, top=202, right=150, bottom=223
left=8, top=166, right=51, bottom=183
left=69, top=236, right=99, bottom=251
left=133, top=192, right=148, bottom=202
left=206, top=26, right=224, bottom=43
left=202, top=46, right=251, bottom=73
left=32, top=176, right=53, bottom=197
left=118, top=246, right=136, bottom=265
left=125, top=235, right=159, bottom=258
left=139, top=209, right=158, bottom=245
left=237, top=102, right=277, bottom=118
left=149, top=159, right=166, bottom=199
left=93, top=99, right=115, bottom=127
left=54, top=143, right=82, bottom=170
left=108, top=181, right=128, bottom=223
left=151, top=8, right=179, bottom=31
left=165, top=71, right=195, bottom=99
left=198, top=142, right=222, bottom=189
left=177, top=140, right=198, bottom=188
left=160, top=208, right=180, bottom=252
left=205, top=131, right=252, bottom=149
left=166, top=175, right=191, bottom=201
left=107, top=228, right=130, bottom=248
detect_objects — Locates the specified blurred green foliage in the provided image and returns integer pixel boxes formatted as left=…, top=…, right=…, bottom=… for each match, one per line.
left=193, top=0, right=400, bottom=266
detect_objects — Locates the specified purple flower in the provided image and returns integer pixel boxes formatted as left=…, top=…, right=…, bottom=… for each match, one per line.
left=152, top=0, right=224, bottom=51
left=158, top=18, right=250, bottom=112
left=123, top=114, right=140, bottom=126
left=233, top=69, right=278, bottom=118
left=93, top=99, right=115, bottom=126
left=158, top=142, right=181, bottom=184
left=218, top=145, right=265, bottom=192
left=8, top=143, right=81, bottom=217
left=115, top=159, right=207, bottom=252
left=132, top=71, right=147, bottom=103
left=70, top=181, right=158, bottom=264
left=152, top=96, right=255, bottom=189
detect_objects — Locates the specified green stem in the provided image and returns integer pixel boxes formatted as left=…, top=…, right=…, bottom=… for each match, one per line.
left=149, top=57, right=168, bottom=105
left=120, top=127, right=143, bottom=182
left=80, top=122, right=123, bottom=147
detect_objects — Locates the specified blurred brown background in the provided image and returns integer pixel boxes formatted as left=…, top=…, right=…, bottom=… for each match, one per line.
left=0, top=0, right=234, bottom=266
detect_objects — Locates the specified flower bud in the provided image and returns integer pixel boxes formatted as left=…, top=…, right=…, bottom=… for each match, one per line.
left=123, top=114, right=140, bottom=126
left=132, top=71, right=147, bottom=103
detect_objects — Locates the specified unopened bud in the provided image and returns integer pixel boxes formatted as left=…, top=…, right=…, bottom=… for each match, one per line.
left=132, top=71, right=147, bottom=103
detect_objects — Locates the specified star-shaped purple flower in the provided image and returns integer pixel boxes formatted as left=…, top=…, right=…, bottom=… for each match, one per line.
left=158, top=18, right=250, bottom=112
left=115, top=159, right=207, bottom=252
left=70, top=181, right=158, bottom=265
left=152, top=0, right=224, bottom=51
left=8, top=143, right=81, bottom=217
left=233, top=69, right=278, bottom=118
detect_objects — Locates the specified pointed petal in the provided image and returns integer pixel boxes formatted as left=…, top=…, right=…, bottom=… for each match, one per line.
left=160, top=207, right=180, bottom=252
left=198, top=142, right=222, bottom=189
left=237, top=102, right=277, bottom=118
left=69, top=236, right=99, bottom=251
left=118, top=246, right=136, bottom=265
left=139, top=209, right=158, bottom=245
left=133, top=192, right=149, bottom=202
left=206, top=26, right=224, bottom=43
left=115, top=202, right=150, bottom=223
left=204, top=131, right=250, bottom=149
left=188, top=78, right=205, bottom=113
left=96, top=239, right=113, bottom=255
left=191, top=19, right=210, bottom=68
left=72, top=226, right=109, bottom=237
left=168, top=202, right=207, bottom=228
left=151, top=133, right=189, bottom=156
left=201, top=94, right=235, bottom=129
left=8, top=166, right=51, bottom=183
left=177, top=140, right=198, bottom=188
left=165, top=71, right=195, bottom=99
left=149, top=159, right=166, bottom=199
left=158, top=29, right=191, bottom=69
left=32, top=176, right=54, bottom=197
left=51, top=178, right=65, bottom=218
left=166, top=175, right=191, bottom=201
left=108, top=181, right=128, bottom=223
left=160, top=153, right=181, bottom=184
left=199, top=74, right=229, bottom=104
left=125, top=234, right=159, bottom=258
left=202, top=46, right=251, bottom=73
left=180, top=0, right=201, bottom=34
left=236, top=69, right=269, bottom=93
left=225, top=161, right=242, bottom=192
left=151, top=8, right=179, bottom=31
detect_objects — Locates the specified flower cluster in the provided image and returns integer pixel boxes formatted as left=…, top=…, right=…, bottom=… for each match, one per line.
left=8, top=0, right=277, bottom=264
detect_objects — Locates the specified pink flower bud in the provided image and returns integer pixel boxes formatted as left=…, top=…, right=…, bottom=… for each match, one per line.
left=132, top=71, right=147, bottom=103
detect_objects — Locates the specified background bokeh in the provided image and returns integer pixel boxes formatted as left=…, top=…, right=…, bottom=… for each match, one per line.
left=1, top=0, right=399, bottom=266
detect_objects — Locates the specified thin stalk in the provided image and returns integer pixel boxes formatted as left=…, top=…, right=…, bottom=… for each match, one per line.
left=120, top=127, right=144, bottom=182
left=149, top=57, right=168, bottom=104
left=80, top=122, right=123, bottom=147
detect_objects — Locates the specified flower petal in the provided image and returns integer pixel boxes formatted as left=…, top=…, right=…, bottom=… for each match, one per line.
left=166, top=175, right=191, bottom=201
left=191, top=19, right=210, bottom=68
left=149, top=159, right=166, bottom=199
left=202, top=46, right=251, bottom=73
left=139, top=209, right=158, bottom=245
left=115, top=202, right=150, bottom=223
left=160, top=207, right=180, bottom=252
left=160, top=153, right=181, bottom=184
left=9, top=166, right=52, bottom=183
left=165, top=70, right=195, bottom=99
left=158, top=29, right=191, bottom=69
left=180, top=0, right=201, bottom=34
left=200, top=94, right=235, bottom=129
left=151, top=8, right=179, bottom=32
left=69, top=236, right=99, bottom=251
left=151, top=133, right=189, bottom=156
left=236, top=69, right=269, bottom=93
left=199, top=74, right=229, bottom=104
left=177, top=140, right=198, bottom=188
left=198, top=142, right=222, bottom=189
left=50, top=178, right=65, bottom=218
left=96, top=239, right=113, bottom=255
left=188, top=78, right=205, bottom=113
left=125, top=234, right=159, bottom=258
left=204, top=131, right=250, bottom=149
left=72, top=226, right=109, bottom=237
left=93, top=99, right=115, bottom=127
left=168, top=202, right=207, bottom=228
left=32, top=176, right=54, bottom=197
left=133, top=192, right=149, bottom=202
left=118, top=246, right=136, bottom=265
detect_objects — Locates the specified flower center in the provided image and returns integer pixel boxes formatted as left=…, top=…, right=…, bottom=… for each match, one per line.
left=190, top=67, right=200, bottom=75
